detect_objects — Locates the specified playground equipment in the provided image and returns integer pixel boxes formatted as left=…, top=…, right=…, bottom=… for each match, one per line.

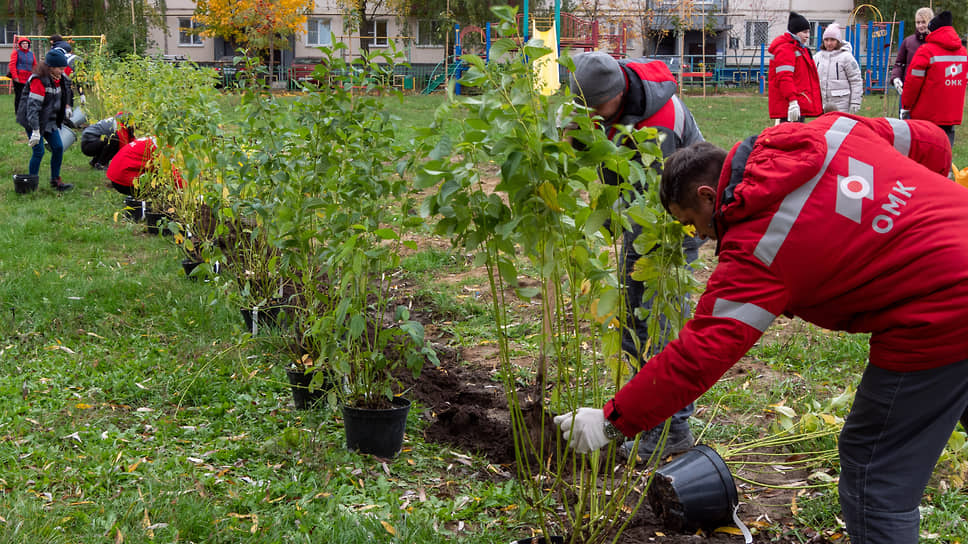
left=531, top=22, right=560, bottom=95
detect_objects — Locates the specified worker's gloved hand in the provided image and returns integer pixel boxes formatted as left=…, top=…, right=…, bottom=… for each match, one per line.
left=900, top=109, right=910, bottom=120
left=893, top=77, right=903, bottom=95
left=787, top=100, right=800, bottom=122
left=28, top=131, right=40, bottom=147
left=78, top=94, right=86, bottom=105
left=554, top=408, right=610, bottom=454
left=849, top=104, right=861, bottom=115
left=65, top=105, right=72, bottom=119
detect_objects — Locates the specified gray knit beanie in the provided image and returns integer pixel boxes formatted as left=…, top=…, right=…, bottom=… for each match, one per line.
left=569, top=52, right=625, bottom=108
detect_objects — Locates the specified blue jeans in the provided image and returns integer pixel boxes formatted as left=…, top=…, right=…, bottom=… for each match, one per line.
left=622, top=221, right=701, bottom=426
left=839, top=358, right=968, bottom=543
left=26, top=127, right=63, bottom=180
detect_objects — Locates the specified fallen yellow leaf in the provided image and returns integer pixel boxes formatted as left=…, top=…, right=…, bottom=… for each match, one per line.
left=381, top=521, right=396, bottom=535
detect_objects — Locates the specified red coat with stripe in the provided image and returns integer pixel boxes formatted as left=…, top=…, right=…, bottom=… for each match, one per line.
left=901, top=26, right=968, bottom=126
left=768, top=32, right=823, bottom=119
left=107, top=138, right=185, bottom=189
left=604, top=113, right=964, bottom=436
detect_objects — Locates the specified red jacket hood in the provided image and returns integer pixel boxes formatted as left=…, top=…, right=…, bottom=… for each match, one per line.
left=926, top=26, right=963, bottom=51
left=768, top=32, right=806, bottom=55
left=717, top=122, right=826, bottom=227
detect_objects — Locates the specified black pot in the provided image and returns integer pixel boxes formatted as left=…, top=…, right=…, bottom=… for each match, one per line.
left=509, top=537, right=565, bottom=544
left=240, top=305, right=283, bottom=335
left=647, top=444, right=738, bottom=531
left=285, top=367, right=327, bottom=410
left=181, top=259, right=222, bottom=281
left=145, top=211, right=174, bottom=235
left=342, top=396, right=411, bottom=458
left=123, top=197, right=149, bottom=222
left=13, top=174, right=38, bottom=194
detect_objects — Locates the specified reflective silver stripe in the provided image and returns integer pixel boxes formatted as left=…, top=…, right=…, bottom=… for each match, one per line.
left=910, top=69, right=926, bottom=77
left=930, top=55, right=968, bottom=63
left=886, top=118, right=911, bottom=156
left=671, top=95, right=685, bottom=138
left=712, top=298, right=776, bottom=332
left=754, top=116, right=858, bottom=266
left=776, top=65, right=795, bottom=73
left=28, top=91, right=43, bottom=101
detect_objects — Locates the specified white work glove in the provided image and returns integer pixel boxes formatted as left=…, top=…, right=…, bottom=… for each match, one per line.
left=849, top=104, right=860, bottom=115
left=893, top=77, right=903, bottom=95
left=554, top=408, right=610, bottom=454
left=78, top=94, right=86, bottom=105
left=900, top=109, right=910, bottom=120
left=65, top=105, right=72, bottom=119
left=787, top=100, right=800, bottom=122
left=28, top=131, right=40, bottom=147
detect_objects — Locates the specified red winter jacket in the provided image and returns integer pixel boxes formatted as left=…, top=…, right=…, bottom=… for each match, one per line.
left=8, top=37, right=35, bottom=84
left=604, top=113, right=963, bottom=436
left=768, top=32, right=822, bottom=119
left=107, top=138, right=185, bottom=189
left=901, top=26, right=968, bottom=126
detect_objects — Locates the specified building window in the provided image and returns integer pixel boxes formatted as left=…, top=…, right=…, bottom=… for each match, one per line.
left=363, top=19, right=388, bottom=47
left=179, top=17, right=203, bottom=46
left=307, top=18, right=332, bottom=46
left=1, top=21, right=19, bottom=45
left=416, top=20, right=442, bottom=47
left=745, top=20, right=768, bottom=47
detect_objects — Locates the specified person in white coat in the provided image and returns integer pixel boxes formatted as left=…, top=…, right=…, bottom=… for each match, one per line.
left=814, top=23, right=863, bottom=114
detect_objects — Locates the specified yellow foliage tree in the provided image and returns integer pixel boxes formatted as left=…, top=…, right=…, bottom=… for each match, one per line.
left=194, top=0, right=313, bottom=57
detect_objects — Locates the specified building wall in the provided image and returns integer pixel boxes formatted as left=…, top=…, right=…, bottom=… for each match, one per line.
left=147, top=0, right=449, bottom=66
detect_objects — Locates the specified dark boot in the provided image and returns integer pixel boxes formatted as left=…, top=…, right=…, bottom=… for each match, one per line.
left=50, top=177, right=73, bottom=192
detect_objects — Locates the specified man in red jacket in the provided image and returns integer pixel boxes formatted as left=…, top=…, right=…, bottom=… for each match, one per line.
left=106, top=137, right=184, bottom=195
left=768, top=12, right=823, bottom=122
left=555, top=112, right=965, bottom=544
left=901, top=10, right=967, bottom=146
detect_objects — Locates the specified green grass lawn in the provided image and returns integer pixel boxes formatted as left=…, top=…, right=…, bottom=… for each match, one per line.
left=0, top=87, right=965, bottom=543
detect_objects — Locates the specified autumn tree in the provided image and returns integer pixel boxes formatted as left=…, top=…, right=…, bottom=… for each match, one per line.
left=194, top=0, right=313, bottom=64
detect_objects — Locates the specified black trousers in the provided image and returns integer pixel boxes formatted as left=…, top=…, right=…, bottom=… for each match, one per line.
left=839, top=358, right=968, bottom=543
left=12, top=81, right=24, bottom=115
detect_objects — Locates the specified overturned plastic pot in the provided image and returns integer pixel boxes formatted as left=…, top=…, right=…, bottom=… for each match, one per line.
left=647, top=444, right=738, bottom=531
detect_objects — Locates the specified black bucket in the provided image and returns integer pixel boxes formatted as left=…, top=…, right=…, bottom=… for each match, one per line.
left=123, top=197, right=149, bottom=222
left=286, top=367, right=326, bottom=410
left=647, top=444, right=738, bottom=531
left=13, top=174, right=38, bottom=194
left=145, top=211, right=173, bottom=236
left=182, top=259, right=222, bottom=281
left=342, top=396, right=411, bottom=458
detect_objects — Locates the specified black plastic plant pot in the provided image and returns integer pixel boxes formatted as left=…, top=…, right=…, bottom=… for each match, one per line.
left=647, top=444, right=738, bottom=532
left=342, top=396, right=411, bottom=458
left=181, top=259, right=222, bottom=281
left=509, top=537, right=565, bottom=544
left=123, top=197, right=149, bottom=222
left=285, top=367, right=326, bottom=410
left=240, top=306, right=283, bottom=335
left=13, top=174, right=38, bottom=194
left=145, top=211, right=165, bottom=234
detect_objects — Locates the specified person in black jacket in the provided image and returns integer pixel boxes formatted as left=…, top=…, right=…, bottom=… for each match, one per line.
left=16, top=49, right=74, bottom=192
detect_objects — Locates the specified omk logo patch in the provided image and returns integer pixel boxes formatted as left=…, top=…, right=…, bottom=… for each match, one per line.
left=835, top=157, right=873, bottom=223
left=946, top=63, right=964, bottom=78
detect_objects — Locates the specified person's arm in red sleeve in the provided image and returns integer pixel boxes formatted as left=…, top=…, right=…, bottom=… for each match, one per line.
left=901, top=49, right=929, bottom=111
left=604, top=252, right=790, bottom=437
left=8, top=49, right=17, bottom=80
left=773, top=42, right=799, bottom=103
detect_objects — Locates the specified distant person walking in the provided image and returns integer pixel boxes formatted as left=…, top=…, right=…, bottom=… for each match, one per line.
left=768, top=12, right=823, bottom=123
left=8, top=36, right=35, bottom=115
left=814, top=23, right=863, bottom=114
left=16, top=49, right=74, bottom=192
left=901, top=11, right=968, bottom=146
left=891, top=7, right=934, bottom=100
